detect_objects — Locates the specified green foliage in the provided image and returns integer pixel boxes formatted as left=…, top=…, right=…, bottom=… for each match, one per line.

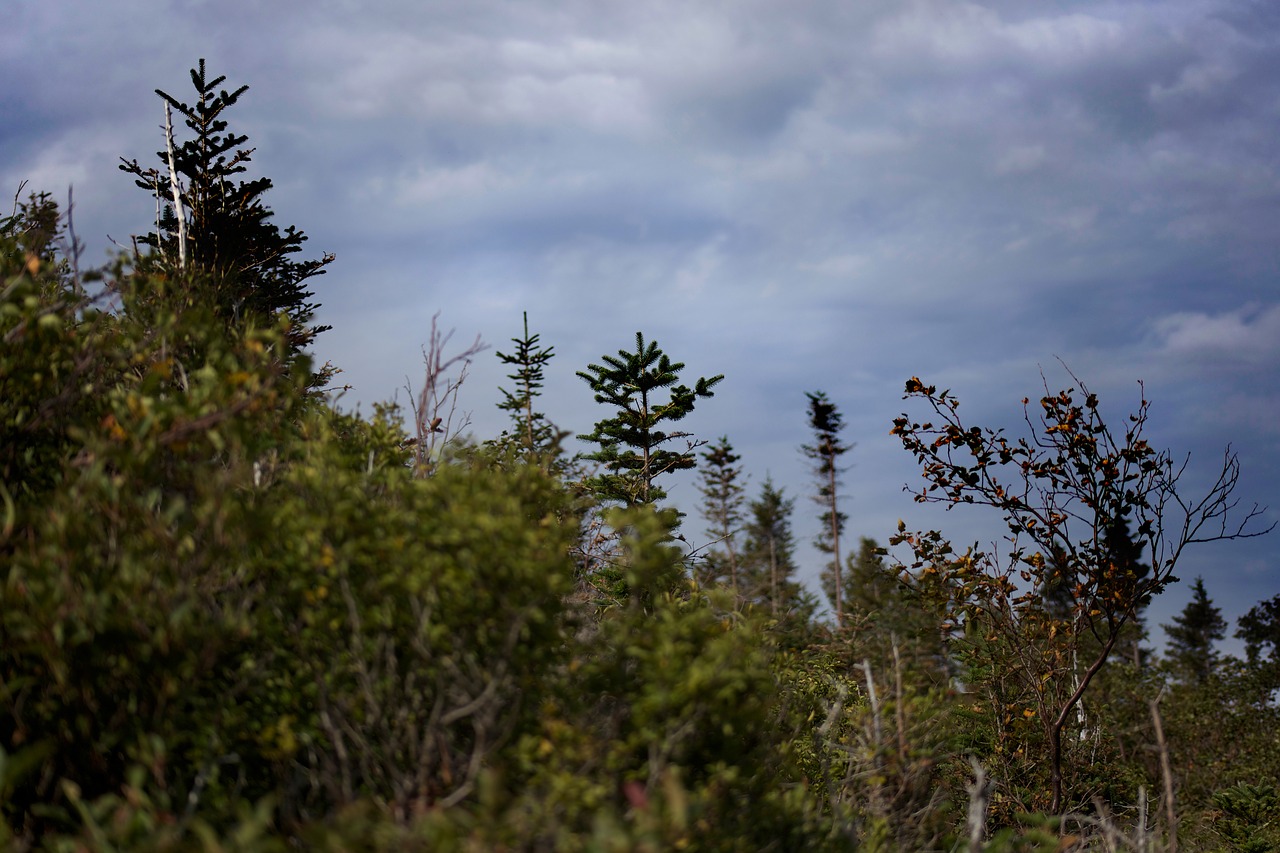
left=1154, top=659, right=1280, bottom=816
left=577, top=331, right=723, bottom=509
left=419, top=506, right=839, bottom=851
left=2, top=195, right=845, bottom=849
left=840, top=538, right=950, bottom=680
left=981, top=813, right=1064, bottom=852
left=239, top=420, right=578, bottom=820
left=1238, top=594, right=1280, bottom=673
left=1212, top=783, right=1280, bottom=853
left=738, top=478, right=814, bottom=633
left=2, top=244, right=310, bottom=838
left=119, top=59, right=332, bottom=354
left=1, top=198, right=582, bottom=842
left=694, top=436, right=747, bottom=597
left=6, top=61, right=1278, bottom=848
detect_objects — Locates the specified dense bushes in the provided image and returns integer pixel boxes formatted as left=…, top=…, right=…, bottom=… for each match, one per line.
left=1, top=202, right=581, bottom=845
left=0, top=199, right=837, bottom=849
left=5, top=174, right=1279, bottom=849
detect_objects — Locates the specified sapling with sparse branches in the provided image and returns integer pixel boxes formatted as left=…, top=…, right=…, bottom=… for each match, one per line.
left=890, top=369, right=1273, bottom=812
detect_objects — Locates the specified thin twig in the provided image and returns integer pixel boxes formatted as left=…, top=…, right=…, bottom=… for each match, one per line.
left=1150, top=694, right=1178, bottom=853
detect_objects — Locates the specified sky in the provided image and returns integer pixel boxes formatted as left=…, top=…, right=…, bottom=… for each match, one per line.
left=4, top=0, right=1279, bottom=651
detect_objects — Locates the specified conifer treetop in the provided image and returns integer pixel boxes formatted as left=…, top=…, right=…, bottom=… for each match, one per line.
left=577, top=331, right=723, bottom=508
left=119, top=59, right=332, bottom=353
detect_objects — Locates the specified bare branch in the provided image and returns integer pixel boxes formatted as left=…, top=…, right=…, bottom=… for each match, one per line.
left=162, top=102, right=188, bottom=270
left=403, top=312, right=488, bottom=477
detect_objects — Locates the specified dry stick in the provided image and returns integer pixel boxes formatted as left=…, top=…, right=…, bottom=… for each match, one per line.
left=965, top=757, right=990, bottom=853
left=163, top=102, right=188, bottom=270
left=65, top=187, right=82, bottom=296
left=1138, top=785, right=1148, bottom=853
left=892, top=636, right=909, bottom=762
left=816, top=678, right=848, bottom=814
left=769, top=534, right=778, bottom=618
left=406, top=313, right=486, bottom=476
left=830, top=460, right=843, bottom=627
left=1150, top=695, right=1178, bottom=853
left=153, top=168, right=162, bottom=248
left=861, top=659, right=883, bottom=750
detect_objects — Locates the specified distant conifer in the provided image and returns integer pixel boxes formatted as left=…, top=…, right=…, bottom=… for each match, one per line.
left=802, top=391, right=851, bottom=626
left=1163, top=577, right=1226, bottom=684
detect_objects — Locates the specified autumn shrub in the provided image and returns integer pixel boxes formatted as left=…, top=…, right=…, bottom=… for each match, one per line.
left=1, top=238, right=309, bottom=837
left=1, top=212, right=581, bottom=843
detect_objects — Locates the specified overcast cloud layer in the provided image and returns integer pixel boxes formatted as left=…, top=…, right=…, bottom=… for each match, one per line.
left=5, top=0, right=1278, bottom=644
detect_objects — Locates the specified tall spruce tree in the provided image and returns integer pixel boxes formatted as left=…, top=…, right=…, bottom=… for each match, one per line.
left=695, top=436, right=747, bottom=597
left=1162, top=577, right=1226, bottom=684
left=802, top=391, right=851, bottom=627
left=120, top=59, right=332, bottom=353
left=577, top=332, right=722, bottom=510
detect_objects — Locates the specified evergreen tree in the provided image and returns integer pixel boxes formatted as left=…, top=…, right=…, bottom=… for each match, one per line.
left=739, top=478, right=808, bottom=622
left=119, top=59, right=332, bottom=353
left=576, top=332, right=722, bottom=509
left=841, top=537, right=893, bottom=625
left=695, top=436, right=747, bottom=597
left=841, top=537, right=950, bottom=672
left=802, top=391, right=851, bottom=626
left=1104, top=514, right=1153, bottom=666
left=491, top=312, right=568, bottom=468
left=1237, top=593, right=1280, bottom=670
left=1040, top=515, right=1151, bottom=665
left=1162, top=576, right=1226, bottom=684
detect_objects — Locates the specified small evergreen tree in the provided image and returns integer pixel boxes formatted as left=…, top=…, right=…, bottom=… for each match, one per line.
left=491, top=312, right=568, bottom=467
left=740, top=478, right=806, bottom=622
left=695, top=436, right=747, bottom=597
left=119, top=59, right=332, bottom=354
left=1162, top=576, right=1226, bottom=684
left=841, top=537, right=893, bottom=625
left=841, top=537, right=951, bottom=672
left=1237, top=593, right=1280, bottom=671
left=802, top=391, right=851, bottom=627
left=576, top=332, right=722, bottom=510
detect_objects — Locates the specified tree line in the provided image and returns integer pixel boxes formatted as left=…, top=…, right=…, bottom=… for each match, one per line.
left=2, top=60, right=1279, bottom=851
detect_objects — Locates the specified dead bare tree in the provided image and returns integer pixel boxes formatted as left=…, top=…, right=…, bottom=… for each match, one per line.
left=162, top=102, right=188, bottom=271
left=403, top=313, right=486, bottom=477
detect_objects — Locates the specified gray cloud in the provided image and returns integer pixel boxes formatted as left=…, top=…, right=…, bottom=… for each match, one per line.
left=6, top=0, right=1278, bottom=641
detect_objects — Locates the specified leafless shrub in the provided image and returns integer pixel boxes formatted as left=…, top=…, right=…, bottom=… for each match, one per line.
left=403, top=313, right=486, bottom=477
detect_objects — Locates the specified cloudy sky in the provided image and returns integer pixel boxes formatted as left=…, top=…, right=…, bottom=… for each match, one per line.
left=5, top=0, right=1278, bottom=647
